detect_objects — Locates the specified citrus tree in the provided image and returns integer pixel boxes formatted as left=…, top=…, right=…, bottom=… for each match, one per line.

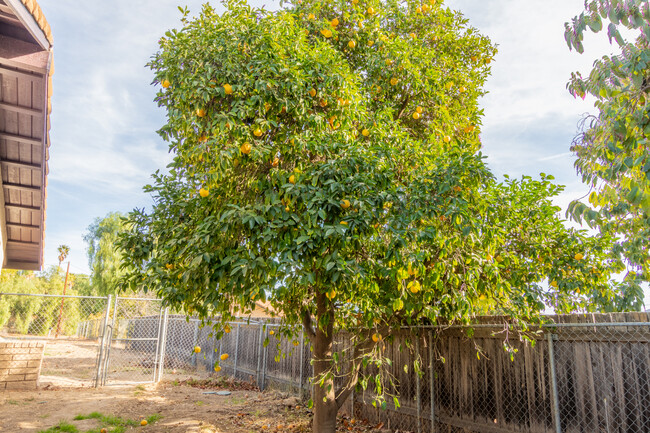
left=120, top=0, right=614, bottom=430
left=565, top=0, right=650, bottom=308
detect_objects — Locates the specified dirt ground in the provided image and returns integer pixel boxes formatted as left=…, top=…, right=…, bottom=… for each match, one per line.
left=0, top=377, right=386, bottom=433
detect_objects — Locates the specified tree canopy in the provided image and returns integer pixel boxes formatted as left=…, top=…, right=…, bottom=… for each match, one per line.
left=565, top=0, right=650, bottom=309
left=84, top=212, right=126, bottom=296
left=120, top=0, right=619, bottom=430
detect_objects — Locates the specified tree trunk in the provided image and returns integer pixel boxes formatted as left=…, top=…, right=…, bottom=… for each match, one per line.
left=309, top=291, right=338, bottom=433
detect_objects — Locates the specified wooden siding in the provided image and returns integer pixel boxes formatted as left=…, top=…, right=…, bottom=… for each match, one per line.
left=0, top=0, right=51, bottom=270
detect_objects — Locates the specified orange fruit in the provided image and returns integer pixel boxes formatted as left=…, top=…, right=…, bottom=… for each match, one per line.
left=293, top=340, right=300, bottom=346
left=223, top=84, right=233, bottom=94
left=141, top=420, right=148, bottom=426
left=416, top=7, right=421, bottom=13
left=165, top=263, right=174, bottom=270
left=196, top=108, right=206, bottom=117
left=550, top=280, right=558, bottom=288
left=199, top=188, right=209, bottom=198
left=214, top=365, right=222, bottom=372
left=367, top=40, right=374, bottom=46
left=416, top=106, right=423, bottom=113
left=220, top=353, right=229, bottom=361
left=422, top=4, right=430, bottom=12
left=459, top=86, right=466, bottom=93
left=272, top=157, right=279, bottom=167
left=224, top=325, right=231, bottom=333
left=362, top=128, right=370, bottom=136
left=385, top=59, right=393, bottom=66
left=390, top=77, right=398, bottom=86
left=367, top=7, right=375, bottom=15
left=464, top=125, right=475, bottom=133
left=308, top=13, right=315, bottom=20
left=240, top=142, right=252, bottom=155
left=326, top=289, right=337, bottom=299
left=253, top=128, right=263, bottom=137
left=574, top=253, right=584, bottom=260
left=198, top=135, right=208, bottom=143
left=321, top=28, right=333, bottom=38
left=269, top=330, right=275, bottom=335
left=340, top=221, right=348, bottom=225
left=309, top=88, right=317, bottom=97
left=331, top=18, right=339, bottom=27
left=289, top=175, right=296, bottom=184
left=320, top=99, right=328, bottom=107
left=443, top=135, right=451, bottom=143
left=348, top=40, right=356, bottom=48
left=408, top=281, right=421, bottom=294
left=412, top=112, right=421, bottom=120
left=372, top=333, right=380, bottom=342
left=194, top=346, right=201, bottom=353
left=410, top=33, right=416, bottom=39
left=341, top=199, right=351, bottom=209
left=161, top=79, right=171, bottom=88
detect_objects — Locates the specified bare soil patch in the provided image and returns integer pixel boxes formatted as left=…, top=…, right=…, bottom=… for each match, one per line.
left=0, top=378, right=386, bottom=433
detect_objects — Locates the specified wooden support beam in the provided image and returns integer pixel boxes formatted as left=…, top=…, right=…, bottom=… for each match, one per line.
left=5, top=203, right=40, bottom=211
left=0, top=131, right=42, bottom=146
left=0, top=60, right=44, bottom=80
left=6, top=239, right=39, bottom=246
left=3, top=182, right=40, bottom=192
left=1, top=159, right=42, bottom=170
left=0, top=101, right=41, bottom=116
left=6, top=222, right=39, bottom=230
left=4, top=260, right=39, bottom=271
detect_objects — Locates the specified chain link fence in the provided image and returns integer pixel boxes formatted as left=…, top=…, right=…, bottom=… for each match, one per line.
left=99, top=297, right=164, bottom=385
left=3, top=292, right=650, bottom=433
left=0, top=292, right=110, bottom=386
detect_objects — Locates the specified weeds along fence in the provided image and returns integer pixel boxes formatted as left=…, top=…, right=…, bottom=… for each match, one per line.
left=93, top=312, right=650, bottom=433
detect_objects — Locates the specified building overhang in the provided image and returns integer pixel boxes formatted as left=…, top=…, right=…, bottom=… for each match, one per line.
left=0, top=0, right=52, bottom=271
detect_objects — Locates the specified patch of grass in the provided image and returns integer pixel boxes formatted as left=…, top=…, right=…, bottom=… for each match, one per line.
left=73, top=412, right=102, bottom=421
left=195, top=400, right=204, bottom=406
left=71, top=412, right=161, bottom=433
left=6, top=399, right=18, bottom=405
left=146, top=414, right=162, bottom=424
left=37, top=421, right=78, bottom=433
left=134, top=384, right=146, bottom=391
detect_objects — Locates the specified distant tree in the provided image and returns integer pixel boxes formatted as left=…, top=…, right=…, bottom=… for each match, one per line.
left=565, top=0, right=650, bottom=309
left=84, top=212, right=126, bottom=295
left=57, top=245, right=70, bottom=271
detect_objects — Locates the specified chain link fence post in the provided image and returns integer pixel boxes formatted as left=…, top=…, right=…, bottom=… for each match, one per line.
left=416, top=333, right=422, bottom=433
left=157, top=307, right=169, bottom=383
left=429, top=329, right=436, bottom=433
left=299, top=329, right=305, bottom=400
left=547, top=332, right=562, bottom=433
left=94, top=294, right=112, bottom=388
left=234, top=323, right=240, bottom=378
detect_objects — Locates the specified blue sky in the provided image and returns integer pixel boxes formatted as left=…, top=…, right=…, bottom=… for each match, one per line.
left=36, top=0, right=619, bottom=276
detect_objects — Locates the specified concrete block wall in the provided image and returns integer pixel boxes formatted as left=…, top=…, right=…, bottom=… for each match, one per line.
left=0, top=341, right=45, bottom=390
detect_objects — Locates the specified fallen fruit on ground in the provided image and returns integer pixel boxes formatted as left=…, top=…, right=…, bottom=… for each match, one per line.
left=141, top=420, right=148, bottom=426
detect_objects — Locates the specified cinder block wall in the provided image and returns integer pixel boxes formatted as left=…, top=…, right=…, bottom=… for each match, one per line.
left=0, top=341, right=45, bottom=390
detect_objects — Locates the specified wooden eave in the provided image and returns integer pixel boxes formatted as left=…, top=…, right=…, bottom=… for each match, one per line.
left=0, top=0, right=52, bottom=271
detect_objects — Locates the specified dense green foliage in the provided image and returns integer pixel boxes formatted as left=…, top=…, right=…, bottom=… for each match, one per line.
left=84, top=212, right=127, bottom=295
left=0, top=269, right=99, bottom=336
left=565, top=0, right=650, bottom=309
left=118, top=0, right=620, bottom=427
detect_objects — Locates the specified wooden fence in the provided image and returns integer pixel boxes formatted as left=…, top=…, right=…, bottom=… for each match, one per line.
left=122, top=312, right=650, bottom=433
